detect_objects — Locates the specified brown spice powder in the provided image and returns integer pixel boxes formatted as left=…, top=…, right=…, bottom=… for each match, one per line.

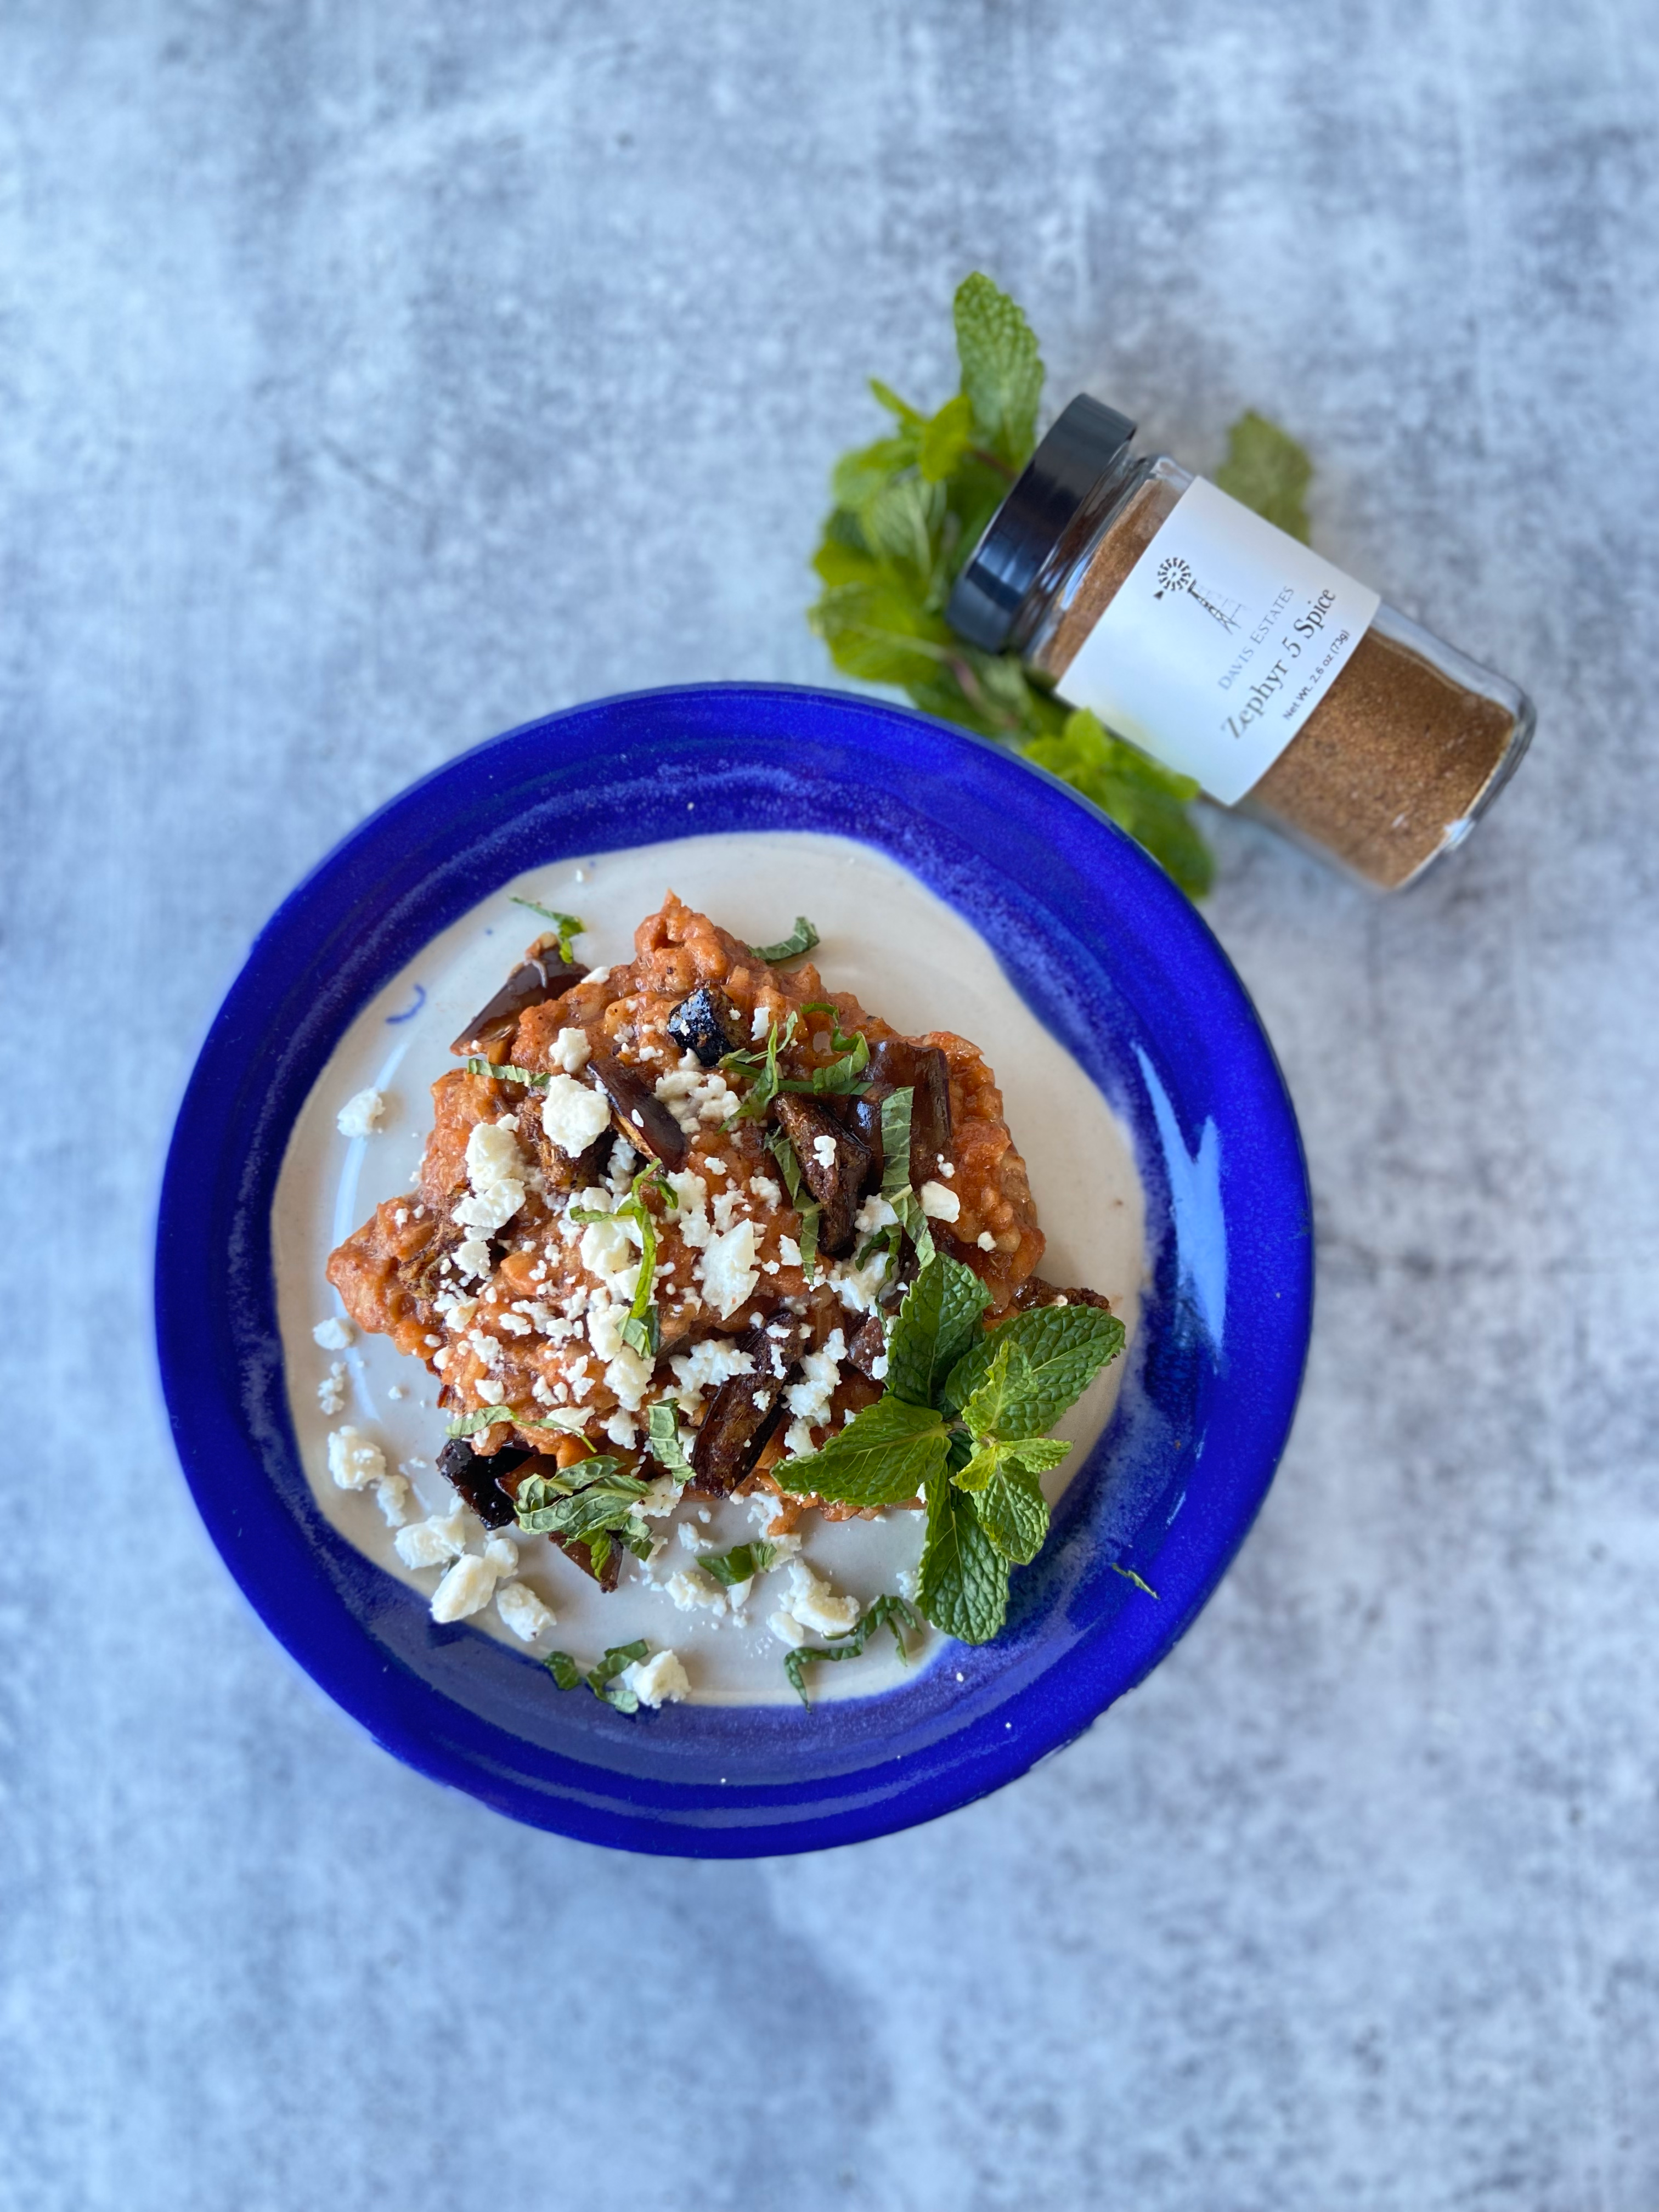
left=1032, top=474, right=1520, bottom=889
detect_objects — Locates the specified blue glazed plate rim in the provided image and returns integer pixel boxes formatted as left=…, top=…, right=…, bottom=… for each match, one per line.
left=154, top=682, right=1312, bottom=1857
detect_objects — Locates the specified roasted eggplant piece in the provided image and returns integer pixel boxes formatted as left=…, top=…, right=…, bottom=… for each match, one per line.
left=1011, top=1275, right=1115, bottom=1314
left=450, top=937, right=589, bottom=1059
left=689, top=1314, right=810, bottom=1496
left=437, top=1435, right=528, bottom=1529
left=846, top=1313, right=887, bottom=1381
left=588, top=1052, right=689, bottom=1171
left=847, top=1038, right=953, bottom=1192
left=667, top=983, right=743, bottom=1068
left=523, top=1099, right=613, bottom=1194
left=772, top=1093, right=870, bottom=1259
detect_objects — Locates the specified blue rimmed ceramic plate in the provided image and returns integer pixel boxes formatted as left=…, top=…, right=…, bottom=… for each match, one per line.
left=154, top=683, right=1311, bottom=1856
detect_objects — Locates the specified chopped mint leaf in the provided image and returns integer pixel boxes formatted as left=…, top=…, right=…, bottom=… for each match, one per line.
left=916, top=1475, right=1008, bottom=1644
left=1215, top=410, right=1313, bottom=544
left=510, top=898, right=586, bottom=962
left=878, top=1086, right=915, bottom=1201
left=776, top=1393, right=949, bottom=1508
left=885, top=1251, right=991, bottom=1409
left=720, top=1008, right=798, bottom=1121
left=699, top=1540, right=778, bottom=1589
left=941, top=1303, right=1124, bottom=1436
left=444, top=1404, right=517, bottom=1437
left=888, top=1187, right=936, bottom=1268
left=1110, top=1562, right=1160, bottom=1599
left=514, top=1459, right=652, bottom=1551
left=797, top=1200, right=821, bottom=1282
left=645, top=1401, right=693, bottom=1480
left=778, top=1028, right=870, bottom=1097
left=545, top=1638, right=651, bottom=1711
left=748, top=917, right=821, bottom=964
left=573, top=1163, right=668, bottom=1358
left=953, top=272, right=1043, bottom=470
left=783, top=1593, right=922, bottom=1705
left=463, top=1056, right=550, bottom=1088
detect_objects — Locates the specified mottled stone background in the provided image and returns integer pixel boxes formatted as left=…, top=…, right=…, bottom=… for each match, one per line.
left=2, top=3, right=1655, bottom=2207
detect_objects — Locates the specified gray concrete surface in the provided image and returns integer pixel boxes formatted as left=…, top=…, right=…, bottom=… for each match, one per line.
left=3, top=3, right=1656, bottom=2207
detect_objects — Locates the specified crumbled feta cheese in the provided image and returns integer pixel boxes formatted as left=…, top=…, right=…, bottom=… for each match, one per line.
left=373, top=1475, right=411, bottom=1526
left=430, top=1552, right=500, bottom=1624
left=454, top=1238, right=493, bottom=1280
left=769, top=1609, right=810, bottom=1647
left=698, top=1219, right=760, bottom=1319
left=666, top=1567, right=727, bottom=1615
left=336, top=1087, right=386, bottom=1138
left=452, top=1120, right=529, bottom=1235
left=583, top=964, right=609, bottom=986
left=854, top=1193, right=898, bottom=1237
left=312, top=1316, right=354, bottom=1351
left=748, top=1176, right=782, bottom=1208
left=782, top=1559, right=861, bottom=1638
left=394, top=1509, right=471, bottom=1567
left=811, top=1133, right=838, bottom=1171
left=977, top=1231, right=996, bottom=1252
left=580, top=1211, right=640, bottom=1287
left=919, top=1179, right=960, bottom=1222
left=327, top=1425, right=385, bottom=1492
left=831, top=1244, right=891, bottom=1315
left=669, top=1335, right=755, bottom=1411
left=712, top=1188, right=744, bottom=1233
left=895, top=1567, right=919, bottom=1601
left=482, top=1536, right=519, bottom=1578
left=495, top=1579, right=557, bottom=1643
left=777, top=1235, right=803, bottom=1268
left=750, top=1004, right=771, bottom=1041
left=620, top=1648, right=690, bottom=1708
left=631, top=1472, right=684, bottom=1519
left=786, top=1330, right=845, bottom=1429
left=603, top=1345, right=653, bottom=1412
left=551, top=1025, right=591, bottom=1074
left=318, top=1362, right=347, bottom=1415
left=539, top=1071, right=612, bottom=1156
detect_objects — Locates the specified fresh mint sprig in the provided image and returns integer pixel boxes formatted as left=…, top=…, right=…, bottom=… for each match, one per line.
left=778, top=1251, right=1127, bottom=1644
left=809, top=273, right=1319, bottom=900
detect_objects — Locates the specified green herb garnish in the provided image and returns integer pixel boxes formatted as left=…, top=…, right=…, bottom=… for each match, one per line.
left=569, top=1163, right=676, bottom=1362
left=515, top=1459, right=655, bottom=1577
left=748, top=917, right=820, bottom=964
left=645, top=1400, right=694, bottom=1481
left=545, top=1638, right=651, bottom=1712
left=765, top=1125, right=822, bottom=1281
left=777, top=1251, right=1125, bottom=1644
left=512, top=899, right=586, bottom=963
left=463, top=1056, right=550, bottom=1088
left=444, top=1403, right=589, bottom=1439
left=810, top=273, right=1318, bottom=899
left=784, top=1593, right=922, bottom=1706
left=719, top=1008, right=798, bottom=1123
left=699, top=1540, right=778, bottom=1589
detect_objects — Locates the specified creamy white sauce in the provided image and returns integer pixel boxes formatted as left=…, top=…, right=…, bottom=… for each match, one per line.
left=272, top=830, right=1147, bottom=1703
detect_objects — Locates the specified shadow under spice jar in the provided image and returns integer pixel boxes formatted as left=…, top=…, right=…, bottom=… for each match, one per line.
left=947, top=397, right=1534, bottom=891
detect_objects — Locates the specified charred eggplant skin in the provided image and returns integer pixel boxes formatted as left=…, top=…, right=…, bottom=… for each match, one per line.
left=847, top=1038, right=953, bottom=1192
left=1010, top=1276, right=1115, bottom=1314
left=846, top=1313, right=887, bottom=1381
left=588, top=1052, right=689, bottom=1171
left=772, top=1094, right=870, bottom=1259
left=689, top=1314, right=809, bottom=1495
left=667, top=983, right=744, bottom=1068
left=450, top=938, right=589, bottom=1059
left=437, top=1436, right=528, bottom=1528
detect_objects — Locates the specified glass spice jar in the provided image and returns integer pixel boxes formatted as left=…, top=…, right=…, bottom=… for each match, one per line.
left=946, top=396, right=1534, bottom=890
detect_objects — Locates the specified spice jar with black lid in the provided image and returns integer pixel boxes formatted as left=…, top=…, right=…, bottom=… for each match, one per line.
left=946, top=396, right=1534, bottom=890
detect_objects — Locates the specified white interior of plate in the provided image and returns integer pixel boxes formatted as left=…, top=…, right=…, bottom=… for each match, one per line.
left=272, top=828, right=1146, bottom=1705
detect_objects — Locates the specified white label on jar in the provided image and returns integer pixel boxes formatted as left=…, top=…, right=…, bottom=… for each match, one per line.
left=1057, top=476, right=1381, bottom=805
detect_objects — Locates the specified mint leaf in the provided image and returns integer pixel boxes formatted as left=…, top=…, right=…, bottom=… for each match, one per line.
left=748, top=918, right=820, bottom=964
left=885, top=1251, right=992, bottom=1408
left=969, top=1451, right=1063, bottom=1566
left=918, top=392, right=974, bottom=483
left=783, top=1592, right=922, bottom=1705
left=776, top=1394, right=949, bottom=1507
left=511, top=899, right=585, bottom=962
left=953, top=273, right=1043, bottom=470
left=953, top=1430, right=1070, bottom=1495
left=645, top=1400, right=692, bottom=1480
left=544, top=1638, right=652, bottom=1712
left=544, top=1650, right=584, bottom=1691
left=1215, top=410, right=1313, bottom=544
left=878, top=1086, right=914, bottom=1201
left=700, top=1540, right=778, bottom=1589
left=941, top=1302, right=1125, bottom=1435
left=916, top=1476, right=1008, bottom=1644
left=462, top=1056, right=550, bottom=1088
left=809, top=580, right=955, bottom=687
left=1111, top=1561, right=1160, bottom=1599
